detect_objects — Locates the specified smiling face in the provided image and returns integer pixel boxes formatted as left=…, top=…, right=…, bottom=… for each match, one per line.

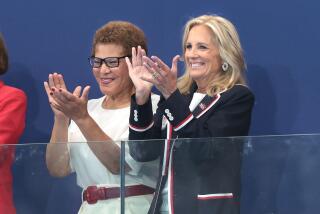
left=184, top=24, right=222, bottom=90
left=92, top=43, right=133, bottom=98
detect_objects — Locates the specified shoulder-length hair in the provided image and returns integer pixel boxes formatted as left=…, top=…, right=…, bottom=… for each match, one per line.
left=178, top=14, right=247, bottom=96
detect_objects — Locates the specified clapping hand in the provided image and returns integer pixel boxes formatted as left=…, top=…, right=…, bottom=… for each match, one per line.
left=44, top=73, right=69, bottom=120
left=142, top=55, right=180, bottom=99
left=125, top=46, right=153, bottom=105
left=44, top=73, right=91, bottom=122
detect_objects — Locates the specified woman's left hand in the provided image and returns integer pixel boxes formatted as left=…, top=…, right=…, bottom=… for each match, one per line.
left=50, top=85, right=91, bottom=122
left=142, top=55, right=180, bottom=99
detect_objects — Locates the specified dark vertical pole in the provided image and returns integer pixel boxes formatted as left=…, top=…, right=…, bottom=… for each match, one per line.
left=120, top=140, right=125, bottom=214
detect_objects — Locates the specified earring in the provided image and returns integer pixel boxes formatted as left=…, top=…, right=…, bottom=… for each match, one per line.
left=222, top=62, right=229, bottom=71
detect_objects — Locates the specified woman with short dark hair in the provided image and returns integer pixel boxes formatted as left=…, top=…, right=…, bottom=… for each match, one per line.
left=45, top=21, right=159, bottom=214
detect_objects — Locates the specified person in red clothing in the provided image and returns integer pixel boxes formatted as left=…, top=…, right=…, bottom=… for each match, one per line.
left=0, top=33, right=27, bottom=214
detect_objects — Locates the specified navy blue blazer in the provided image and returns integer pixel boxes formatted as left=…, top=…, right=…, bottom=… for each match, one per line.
left=129, top=84, right=254, bottom=214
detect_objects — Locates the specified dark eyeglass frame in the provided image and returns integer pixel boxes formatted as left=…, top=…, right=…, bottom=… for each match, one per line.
left=88, top=55, right=131, bottom=68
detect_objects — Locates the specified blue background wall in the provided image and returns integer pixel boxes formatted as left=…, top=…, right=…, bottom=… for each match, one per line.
left=1, top=0, right=320, bottom=213
left=1, top=0, right=319, bottom=140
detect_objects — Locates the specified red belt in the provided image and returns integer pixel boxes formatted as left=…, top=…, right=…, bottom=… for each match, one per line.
left=83, top=185, right=155, bottom=204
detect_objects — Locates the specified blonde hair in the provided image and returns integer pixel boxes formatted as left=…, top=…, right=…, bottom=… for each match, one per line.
left=178, top=14, right=247, bottom=96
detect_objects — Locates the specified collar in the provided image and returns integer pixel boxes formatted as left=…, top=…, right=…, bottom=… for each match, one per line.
left=192, top=93, right=221, bottom=119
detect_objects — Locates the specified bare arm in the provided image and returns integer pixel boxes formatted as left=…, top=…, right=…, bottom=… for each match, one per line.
left=46, top=116, right=71, bottom=177
left=49, top=73, right=129, bottom=174
left=44, top=74, right=71, bottom=177
left=73, top=115, right=124, bottom=174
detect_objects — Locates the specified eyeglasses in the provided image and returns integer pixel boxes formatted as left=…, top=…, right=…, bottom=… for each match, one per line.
left=88, top=55, right=130, bottom=68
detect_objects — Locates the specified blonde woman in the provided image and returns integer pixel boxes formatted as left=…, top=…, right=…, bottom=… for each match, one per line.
left=126, top=14, right=254, bottom=214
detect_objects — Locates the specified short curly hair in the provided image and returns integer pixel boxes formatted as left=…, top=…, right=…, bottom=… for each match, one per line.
left=0, top=34, right=8, bottom=75
left=91, top=21, right=148, bottom=56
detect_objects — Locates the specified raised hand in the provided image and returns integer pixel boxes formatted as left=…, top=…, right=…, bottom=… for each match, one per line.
left=142, top=55, right=180, bottom=99
left=125, top=46, right=153, bottom=105
left=44, top=73, right=69, bottom=120
left=50, top=85, right=91, bottom=123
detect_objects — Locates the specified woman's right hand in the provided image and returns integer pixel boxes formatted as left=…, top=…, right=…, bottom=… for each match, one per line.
left=125, top=46, right=153, bottom=105
left=44, top=73, right=69, bottom=121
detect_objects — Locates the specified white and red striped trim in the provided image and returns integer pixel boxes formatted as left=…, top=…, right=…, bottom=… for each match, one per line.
left=195, top=94, right=221, bottom=119
left=173, top=113, right=194, bottom=131
left=129, top=121, right=154, bottom=132
left=162, top=122, right=172, bottom=176
left=197, top=193, right=233, bottom=200
left=167, top=136, right=175, bottom=214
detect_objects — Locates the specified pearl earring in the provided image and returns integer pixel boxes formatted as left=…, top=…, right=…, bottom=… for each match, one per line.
left=222, top=62, right=229, bottom=71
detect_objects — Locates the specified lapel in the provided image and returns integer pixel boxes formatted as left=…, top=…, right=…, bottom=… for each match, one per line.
left=192, top=94, right=221, bottom=119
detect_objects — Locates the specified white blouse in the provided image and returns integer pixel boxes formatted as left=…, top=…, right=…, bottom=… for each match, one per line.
left=68, top=95, right=160, bottom=189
